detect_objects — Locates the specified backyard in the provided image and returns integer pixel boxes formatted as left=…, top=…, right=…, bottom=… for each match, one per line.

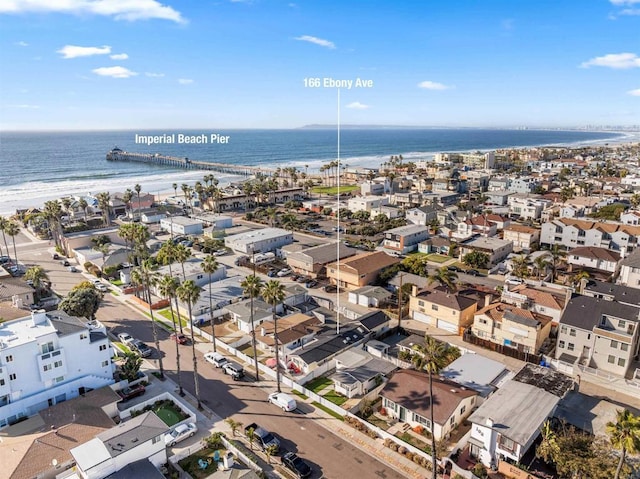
left=426, top=253, right=450, bottom=264
left=305, top=376, right=333, bottom=393
left=178, top=447, right=227, bottom=479
left=133, top=399, right=189, bottom=427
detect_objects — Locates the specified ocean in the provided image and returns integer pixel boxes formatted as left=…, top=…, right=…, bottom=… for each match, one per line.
left=0, top=128, right=632, bottom=215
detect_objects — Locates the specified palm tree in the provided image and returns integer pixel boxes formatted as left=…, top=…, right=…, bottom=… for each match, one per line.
left=134, top=184, right=142, bottom=220
left=0, top=216, right=10, bottom=257
left=201, top=255, right=219, bottom=352
left=549, top=245, right=565, bottom=282
left=533, top=256, right=551, bottom=281
left=181, top=183, right=191, bottom=214
left=25, top=266, right=49, bottom=289
left=157, top=274, right=184, bottom=395
left=130, top=261, right=164, bottom=378
left=427, top=266, right=458, bottom=292
left=96, top=192, right=111, bottom=227
left=606, top=409, right=640, bottom=479
left=78, top=198, right=89, bottom=223
left=241, top=274, right=264, bottom=382
left=176, top=279, right=203, bottom=409
left=4, top=221, right=20, bottom=265
left=511, top=254, right=531, bottom=279
left=411, top=335, right=450, bottom=479
left=261, top=280, right=286, bottom=392
left=172, top=183, right=178, bottom=198
left=174, top=243, right=191, bottom=281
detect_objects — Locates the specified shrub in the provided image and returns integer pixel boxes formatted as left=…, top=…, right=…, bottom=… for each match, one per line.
left=472, top=463, right=488, bottom=478
left=367, top=428, right=378, bottom=439
left=405, top=451, right=414, bottom=461
left=413, top=454, right=423, bottom=465
left=379, top=407, right=387, bottom=416
left=389, top=442, right=399, bottom=452
left=413, top=425, right=424, bottom=434
left=384, top=438, right=392, bottom=448
left=398, top=446, right=407, bottom=455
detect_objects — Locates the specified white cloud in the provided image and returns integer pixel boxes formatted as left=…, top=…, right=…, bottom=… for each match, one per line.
left=110, top=53, right=128, bottom=60
left=610, top=0, right=640, bottom=5
left=346, top=102, right=370, bottom=110
left=0, top=0, right=185, bottom=23
left=16, top=41, right=28, bottom=46
left=58, top=45, right=111, bottom=59
left=145, top=72, right=165, bottom=77
left=581, top=52, right=640, bottom=69
left=3, top=104, right=40, bottom=109
left=294, top=35, right=336, bottom=49
left=417, top=80, right=452, bottom=90
left=628, top=88, right=640, bottom=96
left=92, top=66, right=138, bottom=78
left=178, top=78, right=193, bottom=84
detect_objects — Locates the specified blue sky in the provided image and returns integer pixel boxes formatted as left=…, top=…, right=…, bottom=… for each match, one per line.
left=1, top=0, right=639, bottom=130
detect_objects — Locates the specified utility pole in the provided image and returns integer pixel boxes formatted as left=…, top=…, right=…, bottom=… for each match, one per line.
left=397, top=272, right=404, bottom=330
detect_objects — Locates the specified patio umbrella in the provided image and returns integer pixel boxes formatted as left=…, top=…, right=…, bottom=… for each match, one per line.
left=266, top=357, right=277, bottom=368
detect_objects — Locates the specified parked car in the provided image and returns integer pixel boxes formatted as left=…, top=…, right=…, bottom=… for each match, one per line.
left=295, top=275, right=309, bottom=283
left=282, top=452, right=312, bottom=478
left=170, top=332, right=188, bottom=344
left=204, top=352, right=228, bottom=368
left=268, top=392, right=297, bottom=412
left=116, top=384, right=146, bottom=402
left=222, top=361, right=245, bottom=380
left=67, top=266, right=78, bottom=273
left=305, top=279, right=318, bottom=288
left=52, top=253, right=60, bottom=260
left=61, top=260, right=70, bottom=267
left=466, top=269, right=482, bottom=277
left=267, top=269, right=278, bottom=278
left=447, top=265, right=462, bottom=272
left=505, top=276, right=524, bottom=285
left=213, top=249, right=228, bottom=257
left=95, top=283, right=108, bottom=292
left=117, top=332, right=135, bottom=345
left=131, top=340, right=152, bottom=358
left=244, top=423, right=280, bottom=452
left=323, top=284, right=337, bottom=293
left=164, top=422, right=198, bottom=447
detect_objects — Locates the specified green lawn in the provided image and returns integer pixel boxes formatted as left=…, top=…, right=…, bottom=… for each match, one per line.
left=365, top=415, right=391, bottom=431
left=291, top=390, right=309, bottom=400
left=311, top=185, right=359, bottom=195
left=322, top=390, right=348, bottom=406
left=305, top=376, right=333, bottom=393
left=113, top=342, right=131, bottom=355
left=158, top=308, right=188, bottom=328
left=312, top=401, right=344, bottom=421
left=396, top=432, right=432, bottom=454
left=239, top=344, right=264, bottom=357
left=426, top=253, right=450, bottom=264
left=178, top=447, right=226, bottom=479
left=148, top=401, right=189, bottom=427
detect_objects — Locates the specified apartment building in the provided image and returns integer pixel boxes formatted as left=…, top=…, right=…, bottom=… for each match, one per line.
left=458, top=236, right=513, bottom=267
left=540, top=217, right=640, bottom=258
left=224, top=227, right=293, bottom=254
left=618, top=249, right=640, bottom=289
left=405, top=205, right=439, bottom=226
left=508, top=177, right=539, bottom=194
left=347, top=195, right=389, bottom=213
left=567, top=246, right=620, bottom=275
left=409, top=287, right=479, bottom=334
left=326, top=251, right=400, bottom=290
left=0, top=310, right=114, bottom=429
left=554, top=295, right=640, bottom=377
left=508, top=195, right=550, bottom=220
left=502, top=224, right=540, bottom=253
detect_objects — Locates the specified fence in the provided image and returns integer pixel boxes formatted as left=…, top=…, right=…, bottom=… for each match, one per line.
left=462, top=333, right=541, bottom=364
left=119, top=391, right=197, bottom=426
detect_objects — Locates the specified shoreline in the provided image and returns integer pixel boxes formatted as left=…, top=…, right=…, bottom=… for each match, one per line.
left=2, top=134, right=638, bottom=217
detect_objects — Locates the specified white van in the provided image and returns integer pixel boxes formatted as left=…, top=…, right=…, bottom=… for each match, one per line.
left=268, top=392, right=297, bottom=412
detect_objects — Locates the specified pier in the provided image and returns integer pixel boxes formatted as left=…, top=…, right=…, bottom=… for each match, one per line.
left=105, top=148, right=274, bottom=176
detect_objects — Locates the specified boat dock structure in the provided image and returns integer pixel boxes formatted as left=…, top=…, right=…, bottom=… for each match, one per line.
left=106, top=148, right=274, bottom=176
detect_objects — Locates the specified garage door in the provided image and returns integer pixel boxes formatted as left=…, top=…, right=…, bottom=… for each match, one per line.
left=412, top=311, right=432, bottom=324
left=436, top=319, right=458, bottom=333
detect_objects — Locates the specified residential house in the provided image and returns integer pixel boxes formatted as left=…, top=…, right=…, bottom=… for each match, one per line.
left=484, top=190, right=512, bottom=206
left=347, top=195, right=389, bottom=213
left=391, top=192, right=423, bottom=209
left=440, top=353, right=512, bottom=399
left=0, top=277, right=34, bottom=309
left=567, top=246, right=620, bottom=275
left=502, top=224, right=540, bottom=253
left=408, top=287, right=480, bottom=334
left=381, top=370, right=478, bottom=441
left=0, top=387, right=120, bottom=479
left=505, top=284, right=570, bottom=326
left=508, top=177, right=539, bottom=194
left=381, top=224, right=430, bottom=255
left=70, top=411, right=169, bottom=479
left=0, top=310, right=114, bottom=429
left=286, top=243, right=357, bottom=278
left=417, top=237, right=452, bottom=255
left=189, top=212, right=234, bottom=229
left=467, top=364, right=573, bottom=468
left=621, top=211, right=640, bottom=226
left=330, top=348, right=396, bottom=398
left=288, top=329, right=365, bottom=375
left=581, top=279, right=640, bottom=307
left=554, top=295, right=640, bottom=377
left=256, top=313, right=324, bottom=360
left=617, top=249, right=640, bottom=289
left=488, top=178, right=510, bottom=192
left=348, top=286, right=392, bottom=308
left=224, top=298, right=274, bottom=334
left=508, top=194, right=550, bottom=220
left=189, top=275, right=245, bottom=324
left=159, top=216, right=204, bottom=236
left=458, top=236, right=513, bottom=267
left=540, top=217, right=640, bottom=258
left=357, top=310, right=393, bottom=337
left=406, top=205, right=440, bottom=226
left=461, top=151, right=495, bottom=169
left=471, top=303, right=553, bottom=355
left=326, top=251, right=400, bottom=290
left=224, top=228, right=293, bottom=254
left=156, top=258, right=226, bottom=291
left=454, top=215, right=498, bottom=239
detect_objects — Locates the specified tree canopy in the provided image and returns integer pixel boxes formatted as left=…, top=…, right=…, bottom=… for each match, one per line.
left=59, top=286, right=102, bottom=320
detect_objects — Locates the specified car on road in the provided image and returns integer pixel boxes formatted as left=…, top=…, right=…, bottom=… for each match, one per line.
left=244, top=423, right=280, bottom=452
left=213, top=249, right=228, bottom=257
left=222, top=361, right=245, bottom=380
left=204, top=352, right=228, bottom=368
left=131, top=340, right=152, bottom=358
left=164, top=422, right=198, bottom=447
left=67, top=265, right=78, bottom=273
left=116, top=384, right=146, bottom=402
left=61, top=260, right=70, bottom=267
left=95, top=283, right=108, bottom=292
left=268, top=392, right=297, bottom=412
left=52, top=253, right=60, bottom=260
left=277, top=268, right=291, bottom=277
left=170, top=332, right=188, bottom=344
left=505, top=276, right=524, bottom=285
left=117, top=332, right=135, bottom=345
left=282, top=452, right=312, bottom=478
left=466, top=269, right=482, bottom=277
left=305, top=279, right=318, bottom=288
left=267, top=269, right=278, bottom=277
left=447, top=265, right=462, bottom=272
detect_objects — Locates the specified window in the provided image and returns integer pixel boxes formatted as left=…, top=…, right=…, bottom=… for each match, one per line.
left=80, top=333, right=87, bottom=340
left=567, top=343, right=575, bottom=351
left=559, top=340, right=565, bottom=349
left=431, top=304, right=439, bottom=311
left=608, top=355, right=615, bottom=364
left=498, top=435, right=516, bottom=452
left=460, top=405, right=466, bottom=415
left=54, top=361, right=62, bottom=368
left=5, top=355, right=13, bottom=363
left=619, top=320, right=627, bottom=329
left=611, top=340, right=619, bottom=349
left=479, top=319, right=488, bottom=325
left=99, top=344, right=107, bottom=351
left=450, top=416, right=455, bottom=426
left=55, top=376, right=64, bottom=383
left=0, top=379, right=4, bottom=386
left=569, top=329, right=576, bottom=337
left=561, top=326, right=567, bottom=334
left=418, top=300, right=424, bottom=307
left=9, top=373, right=16, bottom=381
left=152, top=435, right=162, bottom=444
left=41, top=342, right=54, bottom=354
left=43, top=364, right=52, bottom=372
left=101, top=360, right=109, bottom=367
left=618, top=358, right=626, bottom=367
left=621, top=343, right=629, bottom=352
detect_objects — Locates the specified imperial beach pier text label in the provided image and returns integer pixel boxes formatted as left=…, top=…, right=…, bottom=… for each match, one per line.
left=134, top=133, right=230, bottom=144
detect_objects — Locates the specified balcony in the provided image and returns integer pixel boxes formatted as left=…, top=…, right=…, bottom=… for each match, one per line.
left=593, top=326, right=633, bottom=343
